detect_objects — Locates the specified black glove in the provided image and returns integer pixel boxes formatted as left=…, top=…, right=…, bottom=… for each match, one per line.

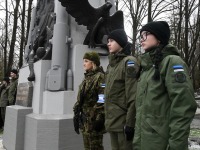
left=93, top=119, right=104, bottom=132
left=124, top=125, right=134, bottom=141
left=93, top=114, right=105, bottom=132
left=73, top=115, right=80, bottom=134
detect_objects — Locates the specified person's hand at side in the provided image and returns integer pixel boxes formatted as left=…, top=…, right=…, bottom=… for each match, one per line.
left=124, top=125, right=134, bottom=141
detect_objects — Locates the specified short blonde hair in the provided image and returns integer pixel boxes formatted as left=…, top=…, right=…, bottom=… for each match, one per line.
left=91, top=61, right=97, bottom=70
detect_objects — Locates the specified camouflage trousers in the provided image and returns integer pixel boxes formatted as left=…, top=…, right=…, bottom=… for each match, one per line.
left=82, top=132, right=104, bottom=150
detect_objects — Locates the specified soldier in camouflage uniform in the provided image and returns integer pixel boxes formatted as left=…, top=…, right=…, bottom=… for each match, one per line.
left=0, top=77, right=10, bottom=126
left=105, top=29, right=139, bottom=150
left=8, top=69, right=18, bottom=105
left=73, top=51, right=106, bottom=150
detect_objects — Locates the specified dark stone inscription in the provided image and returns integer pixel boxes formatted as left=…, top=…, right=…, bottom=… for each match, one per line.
left=16, top=82, right=33, bottom=107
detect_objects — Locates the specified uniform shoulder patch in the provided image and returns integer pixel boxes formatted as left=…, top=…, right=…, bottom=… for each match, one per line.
left=173, top=65, right=184, bottom=72
left=126, top=60, right=137, bottom=78
left=127, top=60, right=135, bottom=67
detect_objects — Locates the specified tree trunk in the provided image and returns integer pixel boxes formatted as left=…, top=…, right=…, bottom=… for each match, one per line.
left=4, top=0, right=8, bottom=76
left=19, top=0, right=26, bottom=68
left=7, top=0, right=21, bottom=74
left=177, top=0, right=183, bottom=50
left=147, top=0, right=152, bottom=22
left=184, top=0, right=189, bottom=65
left=25, top=0, right=33, bottom=45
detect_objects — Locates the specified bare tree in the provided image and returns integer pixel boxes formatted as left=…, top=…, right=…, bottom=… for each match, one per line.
left=177, top=0, right=183, bottom=49
left=117, top=0, right=177, bottom=55
left=7, top=0, right=21, bottom=75
left=0, top=0, right=34, bottom=74
left=3, top=0, right=8, bottom=76
left=118, top=0, right=148, bottom=55
left=184, top=0, right=189, bottom=64
left=18, top=0, right=26, bottom=68
left=26, top=0, right=34, bottom=45
left=169, top=0, right=200, bottom=89
left=148, top=0, right=153, bottom=22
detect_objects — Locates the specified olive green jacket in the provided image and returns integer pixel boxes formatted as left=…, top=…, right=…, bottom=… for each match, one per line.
left=0, top=85, right=9, bottom=107
left=8, top=78, right=18, bottom=105
left=133, top=44, right=197, bottom=150
left=104, top=53, right=139, bottom=132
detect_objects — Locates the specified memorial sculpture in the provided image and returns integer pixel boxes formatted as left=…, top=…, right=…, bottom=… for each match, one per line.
left=58, top=0, right=124, bottom=48
left=24, top=0, right=55, bottom=81
left=24, top=0, right=124, bottom=82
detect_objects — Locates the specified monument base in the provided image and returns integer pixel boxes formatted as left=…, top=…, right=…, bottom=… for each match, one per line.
left=3, top=105, right=33, bottom=150
left=24, top=114, right=71, bottom=150
left=2, top=45, right=109, bottom=150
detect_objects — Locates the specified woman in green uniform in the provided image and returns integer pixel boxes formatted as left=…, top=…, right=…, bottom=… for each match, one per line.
left=133, top=21, right=197, bottom=150
left=73, top=51, right=105, bottom=150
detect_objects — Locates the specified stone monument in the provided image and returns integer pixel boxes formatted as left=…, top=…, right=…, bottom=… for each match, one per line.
left=2, top=0, right=122, bottom=150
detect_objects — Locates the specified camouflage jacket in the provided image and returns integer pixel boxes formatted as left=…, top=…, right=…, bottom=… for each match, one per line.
left=74, top=66, right=105, bottom=133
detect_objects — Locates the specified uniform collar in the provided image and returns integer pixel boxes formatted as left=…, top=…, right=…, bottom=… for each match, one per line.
left=140, top=44, right=180, bottom=70
left=108, top=52, right=127, bottom=67
left=140, top=52, right=154, bottom=70
left=84, top=66, right=104, bottom=77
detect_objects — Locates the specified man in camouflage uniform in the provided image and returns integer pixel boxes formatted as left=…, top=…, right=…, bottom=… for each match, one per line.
left=73, top=52, right=106, bottom=150
left=8, top=69, right=18, bottom=105
left=105, top=29, right=139, bottom=150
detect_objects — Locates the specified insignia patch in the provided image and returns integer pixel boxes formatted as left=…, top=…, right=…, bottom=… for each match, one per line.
left=175, top=72, right=186, bottom=83
left=173, top=65, right=184, bottom=72
left=127, top=67, right=136, bottom=78
left=127, top=61, right=135, bottom=67
left=97, top=94, right=105, bottom=103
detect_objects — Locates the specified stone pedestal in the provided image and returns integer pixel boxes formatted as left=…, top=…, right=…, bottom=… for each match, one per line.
left=3, top=106, right=33, bottom=150
left=24, top=114, right=70, bottom=150
left=24, top=115, right=112, bottom=150
left=2, top=60, right=50, bottom=150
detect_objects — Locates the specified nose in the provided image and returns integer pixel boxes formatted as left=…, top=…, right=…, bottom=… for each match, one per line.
left=107, top=41, right=111, bottom=46
left=140, top=38, right=145, bottom=44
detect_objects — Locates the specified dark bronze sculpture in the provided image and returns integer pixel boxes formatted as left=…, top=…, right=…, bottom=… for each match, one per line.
left=26, top=0, right=124, bottom=81
left=26, top=0, right=55, bottom=81
left=58, top=0, right=124, bottom=48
